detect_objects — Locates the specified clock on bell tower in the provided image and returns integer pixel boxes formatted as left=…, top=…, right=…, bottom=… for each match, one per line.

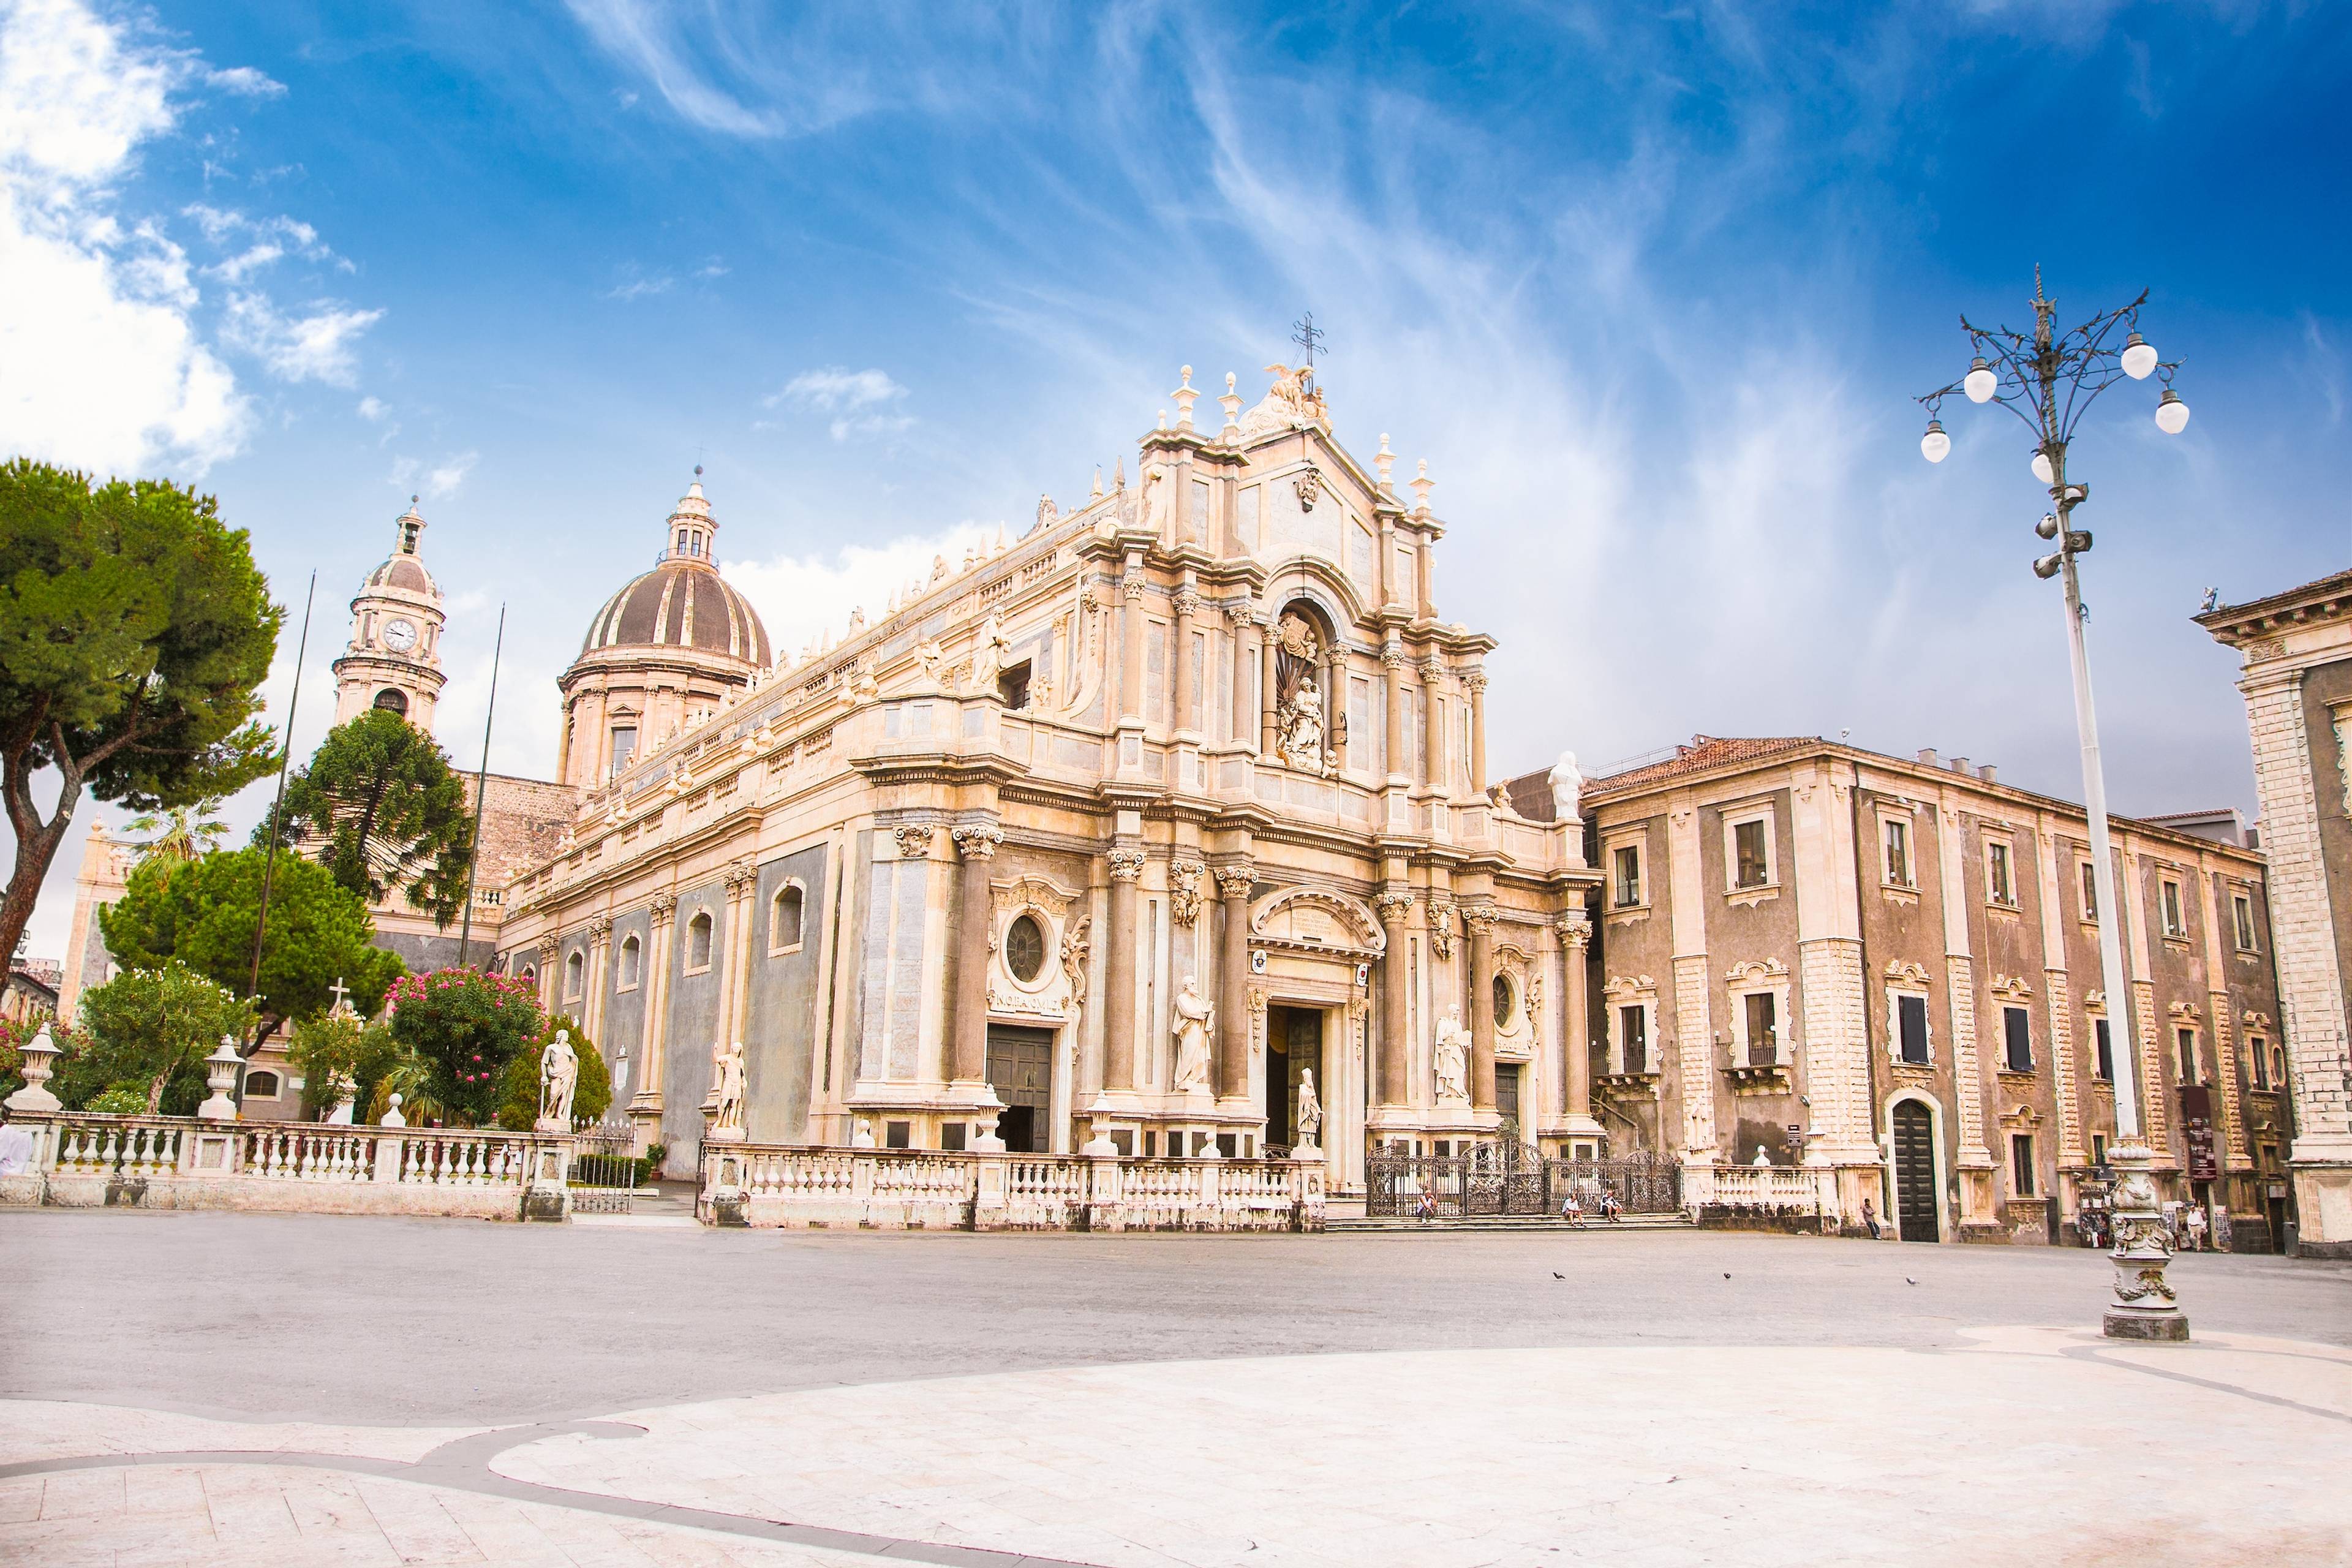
left=332, top=497, right=449, bottom=736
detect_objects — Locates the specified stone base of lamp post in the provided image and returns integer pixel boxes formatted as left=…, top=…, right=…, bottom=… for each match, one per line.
left=2101, top=1142, right=2188, bottom=1341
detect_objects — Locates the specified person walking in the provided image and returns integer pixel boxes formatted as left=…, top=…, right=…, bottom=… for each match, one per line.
left=2184, top=1203, right=2209, bottom=1253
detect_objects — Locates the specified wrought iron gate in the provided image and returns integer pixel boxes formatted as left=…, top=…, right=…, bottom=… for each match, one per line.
left=1365, top=1145, right=1683, bottom=1218
left=570, top=1123, right=643, bottom=1215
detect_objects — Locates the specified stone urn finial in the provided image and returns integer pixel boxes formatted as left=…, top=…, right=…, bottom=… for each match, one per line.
left=4, top=1022, right=61, bottom=1113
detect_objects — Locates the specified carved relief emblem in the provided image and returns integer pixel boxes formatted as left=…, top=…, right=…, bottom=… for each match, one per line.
left=1294, top=466, right=1322, bottom=511
left=1169, top=858, right=1206, bottom=927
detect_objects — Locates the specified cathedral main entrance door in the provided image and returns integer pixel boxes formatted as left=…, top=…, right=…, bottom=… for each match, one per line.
left=986, top=1025, right=1055, bottom=1153
left=1264, top=1005, right=1324, bottom=1154
left=1892, top=1099, right=1940, bottom=1243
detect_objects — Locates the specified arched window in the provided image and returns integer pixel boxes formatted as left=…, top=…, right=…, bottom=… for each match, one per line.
left=686, top=911, right=714, bottom=970
left=372, top=687, right=409, bottom=716
left=2272, top=1045, right=2286, bottom=1088
left=771, top=884, right=804, bottom=952
left=564, top=949, right=584, bottom=1000
left=519, top=965, right=537, bottom=987
left=617, top=933, right=641, bottom=990
left=1004, top=914, right=1046, bottom=984
left=243, top=1070, right=281, bottom=1099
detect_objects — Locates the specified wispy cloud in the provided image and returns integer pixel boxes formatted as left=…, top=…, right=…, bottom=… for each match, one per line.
left=603, top=263, right=673, bottom=301
left=766, top=366, right=912, bottom=442
left=725, top=520, right=1000, bottom=662
left=220, top=291, right=383, bottom=385
left=390, top=449, right=478, bottom=500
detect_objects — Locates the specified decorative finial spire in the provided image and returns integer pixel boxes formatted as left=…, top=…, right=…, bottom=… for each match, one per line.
left=1410, top=458, right=1434, bottom=513
left=1114, top=456, right=1125, bottom=491
left=1091, top=465, right=1104, bottom=499
left=1171, top=366, right=1198, bottom=428
left=1376, top=434, right=1394, bottom=491
left=1220, top=372, right=1242, bottom=435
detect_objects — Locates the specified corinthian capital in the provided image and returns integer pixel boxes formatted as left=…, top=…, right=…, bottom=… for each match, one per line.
left=1107, top=845, right=1148, bottom=881
left=584, top=913, right=614, bottom=941
left=1171, top=587, right=1202, bottom=619
left=1420, top=657, right=1446, bottom=686
left=722, top=859, right=758, bottom=897
left=1461, top=903, right=1499, bottom=937
left=952, top=823, right=1005, bottom=861
left=1213, top=862, right=1257, bottom=899
left=1462, top=667, right=1488, bottom=695
left=1374, top=889, right=1416, bottom=924
left=892, top=823, right=935, bottom=861
left=1555, top=911, right=1591, bottom=951
left=648, top=891, right=678, bottom=929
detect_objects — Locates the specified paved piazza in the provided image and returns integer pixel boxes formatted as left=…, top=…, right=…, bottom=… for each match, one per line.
left=4, top=1214, right=2348, bottom=1566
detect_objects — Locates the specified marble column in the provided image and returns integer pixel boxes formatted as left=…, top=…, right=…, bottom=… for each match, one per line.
left=1376, top=890, right=1415, bottom=1106
left=1465, top=668, right=1489, bottom=796
left=535, top=937, right=560, bottom=1012
left=950, top=824, right=1003, bottom=1085
left=581, top=914, right=613, bottom=1040
left=1261, top=621, right=1283, bottom=756
left=1229, top=605, right=1259, bottom=749
left=1420, top=657, right=1446, bottom=793
left=633, top=894, right=676, bottom=1110
left=1556, top=912, right=1593, bottom=1126
left=1465, top=905, right=1498, bottom=1109
left=712, top=861, right=758, bottom=1098
left=1215, top=864, right=1256, bottom=1101
left=1103, top=845, right=1145, bottom=1090
left=1170, top=588, right=1198, bottom=734
left=1382, top=643, right=1410, bottom=785
left=1119, top=557, right=1145, bottom=725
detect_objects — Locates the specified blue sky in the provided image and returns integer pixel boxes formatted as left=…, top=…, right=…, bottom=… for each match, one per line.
left=4, top=0, right=2348, bottom=959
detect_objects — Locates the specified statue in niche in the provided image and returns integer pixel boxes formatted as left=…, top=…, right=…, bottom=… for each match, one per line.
left=1272, top=610, right=1330, bottom=774
left=1433, top=1009, right=1471, bottom=1104
left=968, top=612, right=1011, bottom=696
left=538, top=1030, right=579, bottom=1130
left=712, top=1040, right=747, bottom=1131
left=1548, top=750, right=1583, bottom=821
left=1280, top=674, right=1327, bottom=774
left=915, top=638, right=946, bottom=686
left=1170, top=978, right=1214, bottom=1095
left=1294, top=1068, right=1324, bottom=1152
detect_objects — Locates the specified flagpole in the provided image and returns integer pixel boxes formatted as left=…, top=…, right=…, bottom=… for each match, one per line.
left=455, top=604, right=505, bottom=970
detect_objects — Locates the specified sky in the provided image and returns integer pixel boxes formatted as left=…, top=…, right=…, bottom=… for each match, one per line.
left=4, top=0, right=2349, bottom=963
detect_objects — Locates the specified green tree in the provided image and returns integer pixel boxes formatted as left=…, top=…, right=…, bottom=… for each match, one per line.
left=125, top=801, right=228, bottom=864
left=383, top=966, right=542, bottom=1126
left=0, top=460, right=280, bottom=968
left=287, top=1011, right=401, bottom=1120
left=99, top=848, right=403, bottom=1045
left=74, top=960, right=256, bottom=1114
left=494, top=1018, right=612, bottom=1132
left=257, top=709, right=475, bottom=927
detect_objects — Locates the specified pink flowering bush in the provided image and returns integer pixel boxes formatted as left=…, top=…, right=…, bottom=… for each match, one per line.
left=383, top=966, right=544, bottom=1126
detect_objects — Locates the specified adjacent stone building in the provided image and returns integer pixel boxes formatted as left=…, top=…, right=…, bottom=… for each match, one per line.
left=493, top=367, right=1604, bottom=1185
left=2199, top=572, right=2352, bottom=1257
left=1507, top=736, right=2291, bottom=1248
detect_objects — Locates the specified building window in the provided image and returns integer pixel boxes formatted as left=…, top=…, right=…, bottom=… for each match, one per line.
left=2271, top=1044, right=2286, bottom=1088
left=685, top=912, right=713, bottom=971
left=564, top=950, right=584, bottom=1000
left=997, top=660, right=1031, bottom=711
left=2250, top=1037, right=2269, bottom=1090
left=243, top=1070, right=281, bottom=1099
left=2160, top=877, right=2186, bottom=938
left=2094, top=1017, right=2113, bottom=1081
left=1896, top=993, right=1931, bottom=1065
left=1492, top=971, right=1517, bottom=1031
left=617, top=934, right=641, bottom=990
left=1612, top=843, right=1643, bottom=908
left=2079, top=861, right=2098, bottom=921
left=1743, top=990, right=1778, bottom=1066
left=1882, top=816, right=1912, bottom=887
left=1986, top=841, right=2016, bottom=907
left=771, top=884, right=805, bottom=953
left=373, top=687, right=409, bottom=717
left=1618, top=1005, right=1648, bottom=1074
left=2002, top=1005, right=2032, bottom=1072
left=2090, top=1133, right=2108, bottom=1168
left=2010, top=1133, right=2035, bottom=1198
left=1004, top=914, right=1046, bottom=983
left=2176, top=1027, right=2198, bottom=1084
left=1732, top=817, right=1771, bottom=890
left=2232, top=892, right=2258, bottom=952
left=609, top=726, right=637, bottom=780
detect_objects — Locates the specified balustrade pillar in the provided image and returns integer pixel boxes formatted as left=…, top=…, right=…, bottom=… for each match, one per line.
left=1465, top=905, right=1498, bottom=1109
left=1104, top=845, right=1145, bottom=1090
left=950, top=824, right=1003, bottom=1085
left=1215, top=864, right=1256, bottom=1101
left=1376, top=891, right=1414, bottom=1106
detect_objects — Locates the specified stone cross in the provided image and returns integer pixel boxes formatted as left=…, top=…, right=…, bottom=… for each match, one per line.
left=328, top=978, right=350, bottom=1013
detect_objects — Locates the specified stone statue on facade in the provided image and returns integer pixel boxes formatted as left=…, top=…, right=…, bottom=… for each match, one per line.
left=1433, top=1009, right=1470, bottom=1104
left=968, top=612, right=1012, bottom=696
left=1171, top=978, right=1214, bottom=1095
left=1294, top=1068, right=1324, bottom=1153
left=711, top=1040, right=747, bottom=1134
left=537, top=1030, right=579, bottom=1132
left=1280, top=674, right=1327, bottom=774
left=1548, top=750, right=1583, bottom=821
left=1035, top=493, right=1058, bottom=532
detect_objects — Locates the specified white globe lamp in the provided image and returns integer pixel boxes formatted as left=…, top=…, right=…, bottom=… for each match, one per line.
left=1963, top=358, right=1998, bottom=403
left=2155, top=388, right=2190, bottom=434
left=2030, top=449, right=2054, bottom=485
left=2120, top=332, right=2158, bottom=380
left=1920, top=420, right=1950, bottom=463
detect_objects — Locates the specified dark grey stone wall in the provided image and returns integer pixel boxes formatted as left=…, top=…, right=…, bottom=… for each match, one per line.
left=742, top=844, right=830, bottom=1144
left=660, top=880, right=728, bottom=1172
left=601, top=907, right=652, bottom=1105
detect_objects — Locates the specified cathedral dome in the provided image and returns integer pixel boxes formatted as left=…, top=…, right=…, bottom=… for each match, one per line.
left=575, top=477, right=770, bottom=666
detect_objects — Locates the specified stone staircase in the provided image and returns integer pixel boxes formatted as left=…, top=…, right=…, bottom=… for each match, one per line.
left=1327, top=1212, right=1696, bottom=1234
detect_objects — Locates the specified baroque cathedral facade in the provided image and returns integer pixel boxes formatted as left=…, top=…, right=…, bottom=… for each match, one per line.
left=492, top=367, right=1605, bottom=1187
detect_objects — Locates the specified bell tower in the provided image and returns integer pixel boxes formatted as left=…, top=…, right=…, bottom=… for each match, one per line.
left=332, top=497, right=448, bottom=735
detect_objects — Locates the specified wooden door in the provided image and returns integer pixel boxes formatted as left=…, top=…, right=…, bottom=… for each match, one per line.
left=1892, top=1100, right=1940, bottom=1243
left=986, top=1026, right=1055, bottom=1154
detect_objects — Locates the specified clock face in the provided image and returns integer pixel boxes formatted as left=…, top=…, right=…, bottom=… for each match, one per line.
left=382, top=618, right=418, bottom=652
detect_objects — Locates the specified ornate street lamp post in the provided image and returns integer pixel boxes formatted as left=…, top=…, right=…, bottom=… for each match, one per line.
left=1917, top=269, right=2192, bottom=1341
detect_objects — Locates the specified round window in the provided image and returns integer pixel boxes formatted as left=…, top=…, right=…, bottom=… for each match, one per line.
left=1493, top=971, right=1516, bottom=1029
left=1005, top=914, right=1047, bottom=984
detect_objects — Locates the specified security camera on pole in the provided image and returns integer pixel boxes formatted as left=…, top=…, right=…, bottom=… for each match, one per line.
left=1915, top=268, right=2193, bottom=1342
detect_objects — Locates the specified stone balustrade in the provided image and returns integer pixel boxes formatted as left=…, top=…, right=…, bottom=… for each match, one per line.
left=1688, top=1163, right=1842, bottom=1224
left=701, top=1143, right=1326, bottom=1232
left=1, top=1112, right=573, bottom=1221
